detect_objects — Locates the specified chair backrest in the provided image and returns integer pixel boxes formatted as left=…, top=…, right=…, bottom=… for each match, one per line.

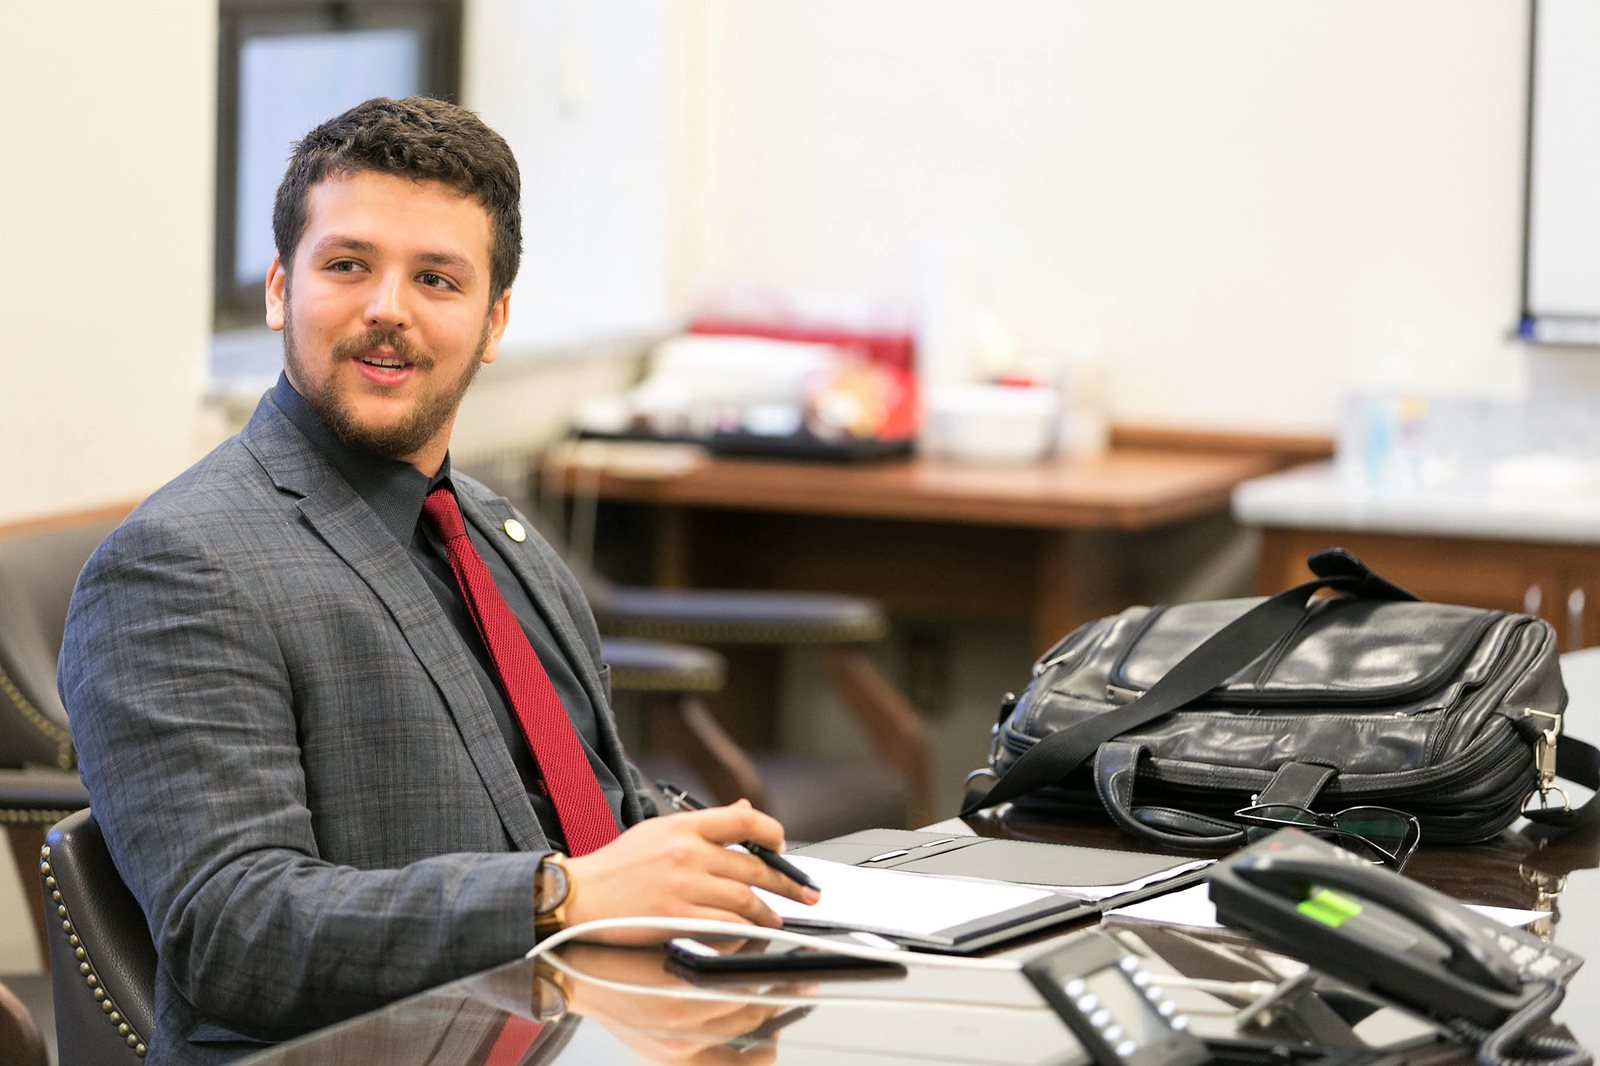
left=39, top=809, right=157, bottom=1064
left=0, top=514, right=123, bottom=770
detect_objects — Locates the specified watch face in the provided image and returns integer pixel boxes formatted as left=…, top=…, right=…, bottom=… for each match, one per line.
left=536, top=858, right=570, bottom=916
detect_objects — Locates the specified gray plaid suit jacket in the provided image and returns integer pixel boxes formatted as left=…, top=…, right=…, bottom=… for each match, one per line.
left=59, top=391, right=648, bottom=1064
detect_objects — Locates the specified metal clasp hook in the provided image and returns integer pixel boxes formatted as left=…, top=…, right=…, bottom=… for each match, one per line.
left=1520, top=709, right=1571, bottom=813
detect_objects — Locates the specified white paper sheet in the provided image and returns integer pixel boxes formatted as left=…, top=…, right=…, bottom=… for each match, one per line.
left=755, top=855, right=1056, bottom=938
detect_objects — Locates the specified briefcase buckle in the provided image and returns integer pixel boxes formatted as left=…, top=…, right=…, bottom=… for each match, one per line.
left=1520, top=709, right=1570, bottom=814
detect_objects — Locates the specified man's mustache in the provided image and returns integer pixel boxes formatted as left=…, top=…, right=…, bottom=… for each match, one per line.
left=331, top=328, right=433, bottom=369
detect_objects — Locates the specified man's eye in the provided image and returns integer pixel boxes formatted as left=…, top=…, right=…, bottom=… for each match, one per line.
left=418, top=272, right=455, bottom=290
left=327, top=260, right=363, bottom=273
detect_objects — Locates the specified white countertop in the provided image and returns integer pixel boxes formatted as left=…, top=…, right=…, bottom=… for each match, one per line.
left=1232, top=461, right=1600, bottom=544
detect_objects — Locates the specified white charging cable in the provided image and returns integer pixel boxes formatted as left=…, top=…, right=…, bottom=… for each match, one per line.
left=526, top=916, right=1023, bottom=971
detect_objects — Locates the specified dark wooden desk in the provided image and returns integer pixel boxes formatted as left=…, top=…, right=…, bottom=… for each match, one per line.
left=242, top=813, right=1599, bottom=1065
left=542, top=446, right=1280, bottom=655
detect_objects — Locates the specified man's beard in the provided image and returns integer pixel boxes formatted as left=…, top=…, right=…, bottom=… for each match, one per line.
left=282, top=295, right=490, bottom=462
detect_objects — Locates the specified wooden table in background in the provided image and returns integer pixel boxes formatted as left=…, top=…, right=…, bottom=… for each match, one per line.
left=542, top=444, right=1284, bottom=656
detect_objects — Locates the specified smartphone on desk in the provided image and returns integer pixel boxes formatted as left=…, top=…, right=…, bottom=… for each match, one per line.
left=664, top=933, right=907, bottom=977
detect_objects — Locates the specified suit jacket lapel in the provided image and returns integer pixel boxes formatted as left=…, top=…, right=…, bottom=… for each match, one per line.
left=241, top=399, right=547, bottom=852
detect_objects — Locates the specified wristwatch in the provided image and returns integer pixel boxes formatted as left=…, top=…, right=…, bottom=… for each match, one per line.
left=531, top=961, right=570, bottom=1021
left=533, top=853, right=573, bottom=936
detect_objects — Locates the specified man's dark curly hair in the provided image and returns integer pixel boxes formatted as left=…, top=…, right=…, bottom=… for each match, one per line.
left=272, top=96, right=522, bottom=301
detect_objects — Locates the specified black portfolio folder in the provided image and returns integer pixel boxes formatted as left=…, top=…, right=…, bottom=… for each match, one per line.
left=785, top=829, right=1209, bottom=953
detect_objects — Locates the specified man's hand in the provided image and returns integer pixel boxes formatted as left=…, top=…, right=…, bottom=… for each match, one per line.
left=561, top=800, right=820, bottom=944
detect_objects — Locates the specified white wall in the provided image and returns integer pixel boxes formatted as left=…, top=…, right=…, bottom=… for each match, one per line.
left=670, top=1, right=1536, bottom=432
left=464, top=0, right=673, bottom=353
left=2, top=1, right=216, bottom=525
left=3, top=2, right=1567, bottom=524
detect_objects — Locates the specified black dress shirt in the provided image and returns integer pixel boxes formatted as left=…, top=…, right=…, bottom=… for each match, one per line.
left=272, top=374, right=623, bottom=851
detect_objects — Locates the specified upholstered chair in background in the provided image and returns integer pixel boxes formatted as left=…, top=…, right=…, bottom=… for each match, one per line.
left=0, top=514, right=119, bottom=963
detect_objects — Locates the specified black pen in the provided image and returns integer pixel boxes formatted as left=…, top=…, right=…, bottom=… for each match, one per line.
left=655, top=781, right=822, bottom=893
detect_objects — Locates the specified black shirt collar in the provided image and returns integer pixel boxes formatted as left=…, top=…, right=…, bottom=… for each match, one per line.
left=273, top=373, right=450, bottom=544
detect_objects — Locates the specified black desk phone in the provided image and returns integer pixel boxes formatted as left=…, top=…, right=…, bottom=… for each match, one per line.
left=1208, top=829, right=1584, bottom=1032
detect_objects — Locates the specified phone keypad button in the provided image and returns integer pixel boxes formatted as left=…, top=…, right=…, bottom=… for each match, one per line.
left=1528, top=954, right=1562, bottom=977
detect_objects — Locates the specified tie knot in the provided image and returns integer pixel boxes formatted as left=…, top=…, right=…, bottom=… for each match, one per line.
left=422, top=487, right=468, bottom=541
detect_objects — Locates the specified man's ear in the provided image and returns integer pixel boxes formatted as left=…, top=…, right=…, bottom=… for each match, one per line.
left=479, top=288, right=512, bottom=366
left=265, top=255, right=287, bottom=332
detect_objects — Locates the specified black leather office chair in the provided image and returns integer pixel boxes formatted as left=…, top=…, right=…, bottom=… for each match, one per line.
left=1, top=514, right=117, bottom=961
left=39, top=809, right=156, bottom=1063
left=605, top=634, right=914, bottom=839
left=596, top=585, right=927, bottom=826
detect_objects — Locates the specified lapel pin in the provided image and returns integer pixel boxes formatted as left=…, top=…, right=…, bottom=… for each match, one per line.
left=503, top=518, right=527, bottom=543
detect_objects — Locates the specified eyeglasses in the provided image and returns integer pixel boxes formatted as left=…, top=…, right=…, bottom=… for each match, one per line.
left=1233, top=803, right=1421, bottom=870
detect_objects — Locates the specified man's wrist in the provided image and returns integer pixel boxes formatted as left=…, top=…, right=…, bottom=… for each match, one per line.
left=533, top=852, right=573, bottom=936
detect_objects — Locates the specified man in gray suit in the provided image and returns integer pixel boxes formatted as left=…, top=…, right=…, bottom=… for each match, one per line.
left=59, top=97, right=818, bottom=1064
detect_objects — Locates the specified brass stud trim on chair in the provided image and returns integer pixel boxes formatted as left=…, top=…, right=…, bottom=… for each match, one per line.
left=1, top=807, right=77, bottom=827
left=0, top=662, right=75, bottom=769
left=40, top=840, right=149, bottom=1058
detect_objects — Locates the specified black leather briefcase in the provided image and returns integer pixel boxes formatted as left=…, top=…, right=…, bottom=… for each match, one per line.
left=962, top=549, right=1598, bottom=848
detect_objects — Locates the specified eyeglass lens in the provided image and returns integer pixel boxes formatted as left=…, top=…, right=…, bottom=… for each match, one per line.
left=1237, top=803, right=1417, bottom=868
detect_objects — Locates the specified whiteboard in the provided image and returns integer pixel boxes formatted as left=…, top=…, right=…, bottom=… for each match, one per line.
left=1524, top=0, right=1600, bottom=341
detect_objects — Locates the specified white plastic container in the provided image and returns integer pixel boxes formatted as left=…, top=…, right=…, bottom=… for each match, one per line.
left=924, top=384, right=1060, bottom=464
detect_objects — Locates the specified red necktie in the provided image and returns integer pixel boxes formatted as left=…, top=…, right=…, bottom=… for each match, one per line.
left=481, top=1015, right=543, bottom=1066
left=423, top=487, right=620, bottom=856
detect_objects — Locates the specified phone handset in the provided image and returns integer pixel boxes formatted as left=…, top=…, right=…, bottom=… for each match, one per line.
left=1209, top=828, right=1585, bottom=1032
left=1228, top=848, right=1520, bottom=993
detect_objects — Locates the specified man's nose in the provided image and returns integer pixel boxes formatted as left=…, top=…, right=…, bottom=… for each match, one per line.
left=364, top=271, right=411, bottom=330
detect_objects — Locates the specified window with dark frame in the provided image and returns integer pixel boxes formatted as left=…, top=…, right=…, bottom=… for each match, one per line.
left=214, top=0, right=462, bottom=330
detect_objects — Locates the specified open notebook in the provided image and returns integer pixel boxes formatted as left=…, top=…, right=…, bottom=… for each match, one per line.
left=755, top=829, right=1209, bottom=953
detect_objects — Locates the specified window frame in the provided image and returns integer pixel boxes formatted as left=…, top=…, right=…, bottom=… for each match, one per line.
left=214, top=0, right=463, bottom=330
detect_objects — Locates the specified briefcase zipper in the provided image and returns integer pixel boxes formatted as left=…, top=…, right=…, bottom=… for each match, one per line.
left=1425, top=620, right=1552, bottom=761
left=1105, top=683, right=1140, bottom=705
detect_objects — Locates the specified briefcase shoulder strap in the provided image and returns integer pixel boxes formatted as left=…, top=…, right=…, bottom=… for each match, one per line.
left=961, top=549, right=1416, bottom=816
